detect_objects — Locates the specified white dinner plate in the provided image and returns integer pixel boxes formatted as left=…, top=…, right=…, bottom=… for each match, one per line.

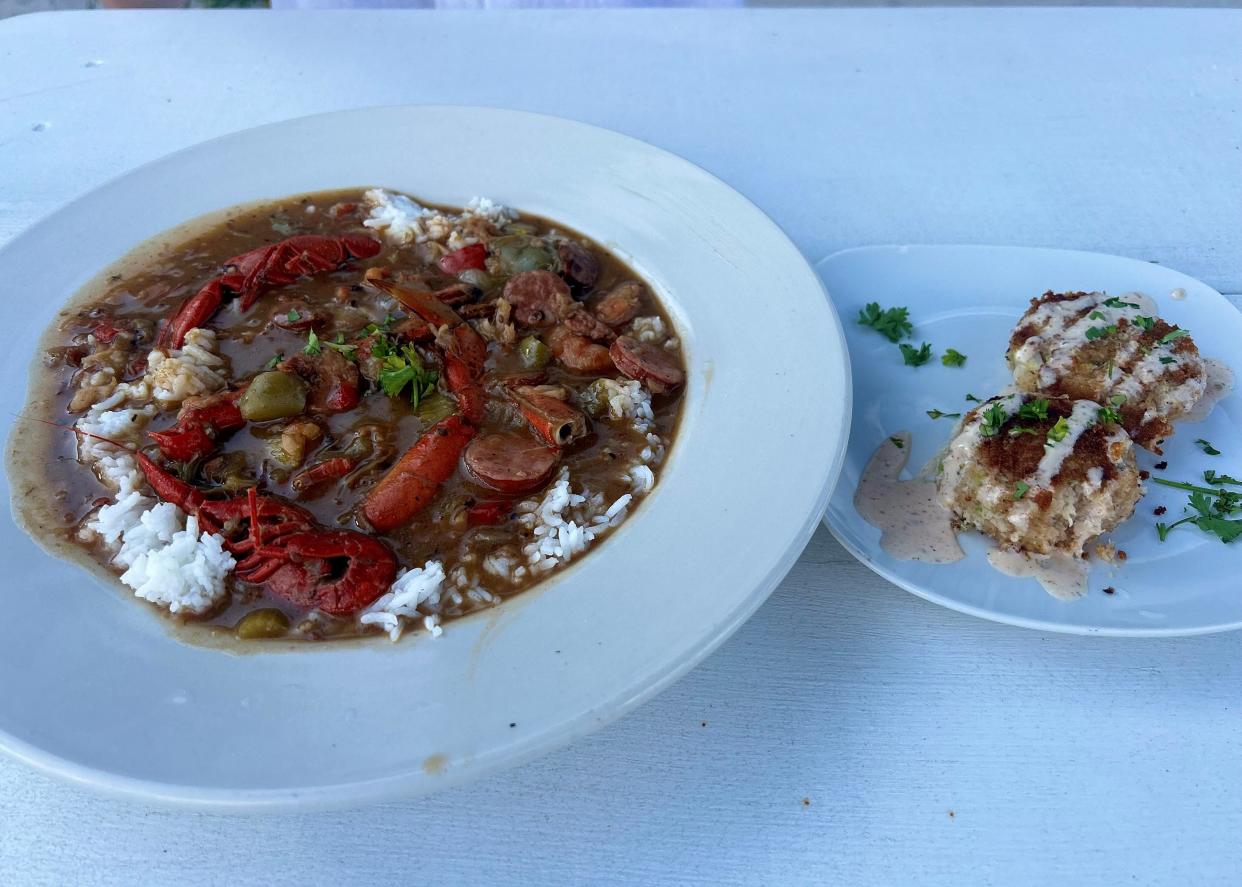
left=820, top=245, right=1242, bottom=636
left=0, top=107, right=850, bottom=808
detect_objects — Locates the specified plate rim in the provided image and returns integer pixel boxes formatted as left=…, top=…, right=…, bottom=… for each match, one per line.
left=818, top=242, right=1242, bottom=638
left=0, top=105, right=852, bottom=809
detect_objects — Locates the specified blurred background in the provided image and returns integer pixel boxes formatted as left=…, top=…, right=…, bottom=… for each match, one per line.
left=2, top=0, right=1237, bottom=18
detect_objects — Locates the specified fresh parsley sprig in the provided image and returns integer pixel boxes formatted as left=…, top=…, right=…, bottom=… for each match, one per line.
left=941, top=348, right=967, bottom=368
left=857, top=303, right=913, bottom=343
left=899, top=342, right=933, bottom=367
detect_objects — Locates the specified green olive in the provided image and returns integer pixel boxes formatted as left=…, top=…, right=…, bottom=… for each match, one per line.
left=234, top=608, right=291, bottom=640
left=238, top=371, right=308, bottom=422
left=457, top=268, right=498, bottom=293
left=415, top=392, right=455, bottom=425
left=518, top=335, right=551, bottom=369
left=510, top=246, right=554, bottom=273
left=580, top=378, right=612, bottom=418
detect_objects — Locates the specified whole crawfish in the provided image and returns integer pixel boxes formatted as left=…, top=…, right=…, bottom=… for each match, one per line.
left=159, top=233, right=381, bottom=349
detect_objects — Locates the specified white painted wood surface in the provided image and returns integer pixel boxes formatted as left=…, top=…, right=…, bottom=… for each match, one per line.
left=0, top=9, right=1239, bottom=885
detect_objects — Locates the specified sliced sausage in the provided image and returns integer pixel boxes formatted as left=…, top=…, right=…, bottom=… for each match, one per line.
left=556, top=240, right=601, bottom=291
left=503, top=270, right=575, bottom=327
left=464, top=432, right=559, bottom=495
left=610, top=335, right=685, bottom=394
left=594, top=281, right=644, bottom=327
left=546, top=325, right=615, bottom=374
left=510, top=386, right=590, bottom=448
left=563, top=308, right=616, bottom=343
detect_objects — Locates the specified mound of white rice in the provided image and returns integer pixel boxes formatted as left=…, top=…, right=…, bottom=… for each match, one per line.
left=147, top=328, right=228, bottom=406
left=359, top=560, right=447, bottom=641
left=363, top=189, right=514, bottom=251
left=114, top=504, right=234, bottom=615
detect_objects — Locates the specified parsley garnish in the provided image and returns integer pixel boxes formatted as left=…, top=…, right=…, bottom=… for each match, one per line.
left=1097, top=405, right=1122, bottom=424
left=1159, top=356, right=1176, bottom=365
left=1102, top=297, right=1140, bottom=309
left=965, top=393, right=983, bottom=403
left=286, top=309, right=300, bottom=322
left=1154, top=481, right=1242, bottom=544
left=899, top=342, right=933, bottom=367
left=1109, top=394, right=1127, bottom=408
left=979, top=402, right=1008, bottom=438
left=1203, top=470, right=1242, bottom=487
left=889, top=435, right=904, bottom=449
left=1159, top=329, right=1190, bottom=345
left=377, top=341, right=439, bottom=407
left=1017, top=399, right=1050, bottom=422
left=264, top=353, right=283, bottom=370
left=941, top=348, right=967, bottom=368
left=857, top=302, right=913, bottom=343
left=926, top=409, right=961, bottom=420
left=1013, top=481, right=1030, bottom=500
left=1046, top=416, right=1070, bottom=445
left=1196, top=438, right=1221, bottom=456
left=1133, top=315, right=1156, bottom=331
left=1089, top=310, right=1105, bottom=320
left=1085, top=325, right=1117, bottom=341
left=303, top=331, right=322, bottom=355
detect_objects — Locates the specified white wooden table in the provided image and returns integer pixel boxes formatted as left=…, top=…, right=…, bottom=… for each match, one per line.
left=1, top=9, right=1240, bottom=885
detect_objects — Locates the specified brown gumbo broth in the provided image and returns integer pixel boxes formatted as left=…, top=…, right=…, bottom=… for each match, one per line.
left=20, top=188, right=684, bottom=643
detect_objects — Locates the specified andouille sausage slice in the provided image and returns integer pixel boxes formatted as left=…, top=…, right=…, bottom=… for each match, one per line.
left=464, top=432, right=560, bottom=495
left=610, top=336, right=685, bottom=394
left=556, top=240, right=601, bottom=291
left=503, top=270, right=575, bottom=327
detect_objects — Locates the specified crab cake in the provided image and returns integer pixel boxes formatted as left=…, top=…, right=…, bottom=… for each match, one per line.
left=937, top=393, right=1143, bottom=556
left=1007, top=291, right=1206, bottom=452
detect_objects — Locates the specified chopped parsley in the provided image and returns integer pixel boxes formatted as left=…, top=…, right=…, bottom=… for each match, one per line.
left=1046, top=416, right=1070, bottom=445
left=264, top=352, right=283, bottom=370
left=941, top=348, right=967, bottom=368
left=1017, top=398, right=1050, bottom=422
left=965, top=393, right=983, bottom=403
left=303, top=331, right=322, bottom=355
left=1109, top=393, right=1127, bottom=408
left=286, top=309, right=300, bottom=322
left=1085, top=325, right=1117, bottom=341
left=1159, top=329, right=1190, bottom=345
left=1013, top=481, right=1030, bottom=501
left=857, top=302, right=913, bottom=343
left=1196, top=438, right=1222, bottom=456
left=1102, top=297, right=1140, bottom=309
left=889, top=435, right=904, bottom=449
left=376, top=340, right=439, bottom=407
left=1204, top=470, right=1242, bottom=487
left=1159, top=356, right=1176, bottom=365
left=1097, top=405, right=1123, bottom=424
left=1133, top=315, right=1156, bottom=331
left=979, top=402, right=1008, bottom=438
left=1089, top=310, right=1105, bottom=320
left=1154, top=483, right=1242, bottom=544
left=899, top=342, right=933, bottom=367
left=926, top=409, right=961, bottom=420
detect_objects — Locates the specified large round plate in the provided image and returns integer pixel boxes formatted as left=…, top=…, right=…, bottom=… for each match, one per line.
left=0, top=107, right=849, bottom=808
left=821, top=245, right=1242, bottom=636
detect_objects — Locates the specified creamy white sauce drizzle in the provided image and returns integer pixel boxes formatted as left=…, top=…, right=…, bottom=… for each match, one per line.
left=986, top=548, right=1088, bottom=600
left=855, top=432, right=963, bottom=564
left=1012, top=291, right=1157, bottom=389
left=1029, top=400, right=1099, bottom=489
left=1182, top=357, right=1235, bottom=423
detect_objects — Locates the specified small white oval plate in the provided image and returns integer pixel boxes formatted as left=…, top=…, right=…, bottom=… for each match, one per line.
left=0, top=107, right=849, bottom=808
left=820, top=245, right=1242, bottom=637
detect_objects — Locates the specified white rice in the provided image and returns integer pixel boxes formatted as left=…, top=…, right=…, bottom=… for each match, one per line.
left=363, top=189, right=513, bottom=251
left=147, top=328, right=228, bottom=406
left=116, top=505, right=234, bottom=615
left=359, top=560, right=447, bottom=642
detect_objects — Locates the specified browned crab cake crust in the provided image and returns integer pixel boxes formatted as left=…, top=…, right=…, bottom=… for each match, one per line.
left=1007, top=291, right=1206, bottom=453
left=938, top=393, right=1143, bottom=556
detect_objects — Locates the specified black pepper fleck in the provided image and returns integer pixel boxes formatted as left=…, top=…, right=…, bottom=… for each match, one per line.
left=1155, top=460, right=1168, bottom=470
left=1103, top=586, right=1116, bottom=595
left=1154, top=505, right=1167, bottom=516
left=1117, top=550, right=1128, bottom=561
